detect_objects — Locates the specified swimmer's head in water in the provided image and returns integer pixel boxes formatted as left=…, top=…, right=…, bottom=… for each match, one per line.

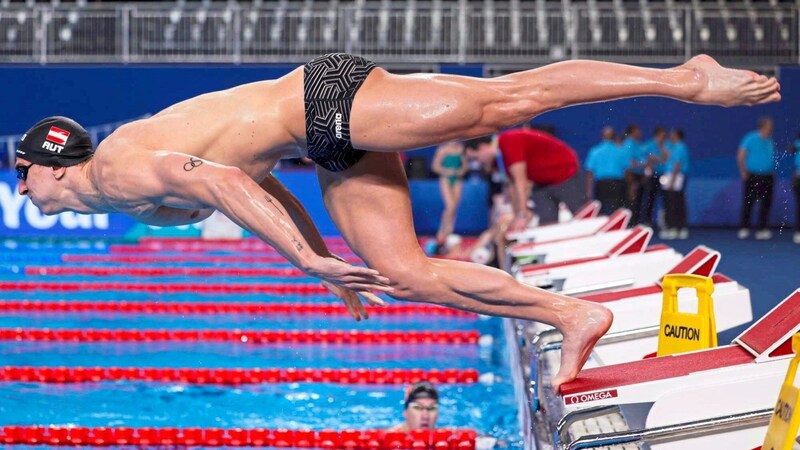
left=404, top=381, right=439, bottom=408
left=16, top=117, right=94, bottom=168
left=403, top=381, right=439, bottom=429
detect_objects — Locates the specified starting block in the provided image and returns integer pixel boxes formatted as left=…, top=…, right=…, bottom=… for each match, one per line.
left=509, top=225, right=651, bottom=267
left=529, top=289, right=800, bottom=450
left=516, top=227, right=683, bottom=296
left=507, top=208, right=631, bottom=244
left=571, top=200, right=602, bottom=220
left=526, top=247, right=753, bottom=413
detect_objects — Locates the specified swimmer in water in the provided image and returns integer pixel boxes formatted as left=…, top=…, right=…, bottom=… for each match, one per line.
left=16, top=53, right=779, bottom=389
left=388, top=381, right=440, bottom=431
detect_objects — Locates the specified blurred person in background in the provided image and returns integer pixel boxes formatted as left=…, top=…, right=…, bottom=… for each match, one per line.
left=737, top=117, right=776, bottom=240
left=466, top=125, right=585, bottom=233
left=585, top=126, right=628, bottom=215
left=659, top=129, right=690, bottom=240
left=637, top=126, right=670, bottom=228
left=621, top=124, right=644, bottom=222
left=497, top=124, right=586, bottom=231
left=428, top=141, right=467, bottom=255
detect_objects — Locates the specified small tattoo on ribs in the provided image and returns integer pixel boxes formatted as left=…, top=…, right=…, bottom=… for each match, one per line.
left=183, top=157, right=204, bottom=171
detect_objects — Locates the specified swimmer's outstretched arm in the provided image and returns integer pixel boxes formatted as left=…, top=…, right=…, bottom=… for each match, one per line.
left=141, top=151, right=392, bottom=294
left=258, top=174, right=334, bottom=258
left=258, top=174, right=387, bottom=317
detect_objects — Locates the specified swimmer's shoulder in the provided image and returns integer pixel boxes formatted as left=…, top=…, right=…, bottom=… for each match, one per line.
left=385, top=424, right=409, bottom=433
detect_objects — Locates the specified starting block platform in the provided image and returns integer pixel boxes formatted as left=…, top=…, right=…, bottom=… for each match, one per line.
left=507, top=208, right=631, bottom=244
left=509, top=225, right=652, bottom=266
left=515, top=227, right=681, bottom=296
left=527, top=289, right=800, bottom=450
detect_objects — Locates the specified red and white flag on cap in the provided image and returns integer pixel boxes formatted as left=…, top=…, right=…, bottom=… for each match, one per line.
left=46, top=126, right=70, bottom=145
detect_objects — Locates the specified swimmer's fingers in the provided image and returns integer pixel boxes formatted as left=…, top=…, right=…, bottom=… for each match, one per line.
left=343, top=291, right=365, bottom=321
left=345, top=266, right=392, bottom=287
left=343, top=289, right=368, bottom=320
left=341, top=282, right=394, bottom=293
left=359, top=292, right=386, bottom=307
left=321, top=281, right=364, bottom=321
left=312, top=257, right=392, bottom=289
left=353, top=293, right=369, bottom=320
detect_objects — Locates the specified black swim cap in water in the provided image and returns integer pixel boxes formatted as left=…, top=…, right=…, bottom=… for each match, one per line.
left=404, top=381, right=439, bottom=409
left=16, top=116, right=94, bottom=167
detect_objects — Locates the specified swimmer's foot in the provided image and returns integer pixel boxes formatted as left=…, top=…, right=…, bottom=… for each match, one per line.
left=678, top=54, right=781, bottom=107
left=550, top=302, right=613, bottom=392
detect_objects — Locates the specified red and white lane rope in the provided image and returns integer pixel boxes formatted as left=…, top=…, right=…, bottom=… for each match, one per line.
left=0, top=281, right=328, bottom=294
left=0, top=300, right=476, bottom=318
left=0, top=328, right=480, bottom=345
left=109, top=243, right=356, bottom=255
left=0, top=425, right=477, bottom=449
left=26, top=266, right=309, bottom=277
left=0, top=366, right=480, bottom=385
left=61, top=254, right=363, bottom=264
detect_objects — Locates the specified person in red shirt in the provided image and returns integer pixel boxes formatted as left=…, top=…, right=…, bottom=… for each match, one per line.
left=497, top=125, right=586, bottom=231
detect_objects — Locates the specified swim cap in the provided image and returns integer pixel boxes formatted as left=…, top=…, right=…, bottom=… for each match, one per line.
left=404, top=381, right=439, bottom=409
left=16, top=116, right=94, bottom=167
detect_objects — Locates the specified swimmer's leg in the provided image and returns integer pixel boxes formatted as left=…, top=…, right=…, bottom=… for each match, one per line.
left=350, top=55, right=780, bottom=152
left=318, top=151, right=613, bottom=390
left=436, top=177, right=462, bottom=243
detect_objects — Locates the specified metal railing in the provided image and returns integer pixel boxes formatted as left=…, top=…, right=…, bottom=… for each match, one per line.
left=0, top=2, right=797, bottom=66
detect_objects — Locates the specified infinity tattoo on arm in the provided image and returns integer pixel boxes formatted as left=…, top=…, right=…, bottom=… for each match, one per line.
left=183, top=157, right=204, bottom=171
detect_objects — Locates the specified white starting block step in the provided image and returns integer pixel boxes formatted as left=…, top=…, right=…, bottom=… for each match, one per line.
left=516, top=227, right=681, bottom=296
left=509, top=225, right=651, bottom=264
left=507, top=208, right=631, bottom=243
left=533, top=289, right=800, bottom=450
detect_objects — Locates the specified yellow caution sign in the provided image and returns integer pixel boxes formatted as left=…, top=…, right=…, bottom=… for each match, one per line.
left=656, top=274, right=717, bottom=357
left=762, top=334, right=800, bottom=450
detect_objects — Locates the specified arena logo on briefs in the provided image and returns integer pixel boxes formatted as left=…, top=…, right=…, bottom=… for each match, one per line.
left=334, top=113, right=343, bottom=139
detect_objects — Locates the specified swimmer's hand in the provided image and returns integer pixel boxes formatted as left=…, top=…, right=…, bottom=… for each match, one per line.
left=508, top=214, right=532, bottom=233
left=321, top=280, right=386, bottom=321
left=306, top=255, right=393, bottom=294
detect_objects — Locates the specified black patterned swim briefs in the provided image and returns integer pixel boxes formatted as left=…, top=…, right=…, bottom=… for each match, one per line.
left=303, top=53, right=377, bottom=172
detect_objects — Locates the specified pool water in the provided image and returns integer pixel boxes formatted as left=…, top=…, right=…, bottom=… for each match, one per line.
left=0, top=239, right=522, bottom=448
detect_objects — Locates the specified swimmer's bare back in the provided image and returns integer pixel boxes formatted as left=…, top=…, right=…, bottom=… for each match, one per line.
left=97, top=68, right=307, bottom=181
left=83, top=68, right=307, bottom=224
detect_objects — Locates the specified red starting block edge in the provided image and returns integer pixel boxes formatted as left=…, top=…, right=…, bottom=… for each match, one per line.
left=0, top=426, right=478, bottom=449
left=0, top=366, right=480, bottom=385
